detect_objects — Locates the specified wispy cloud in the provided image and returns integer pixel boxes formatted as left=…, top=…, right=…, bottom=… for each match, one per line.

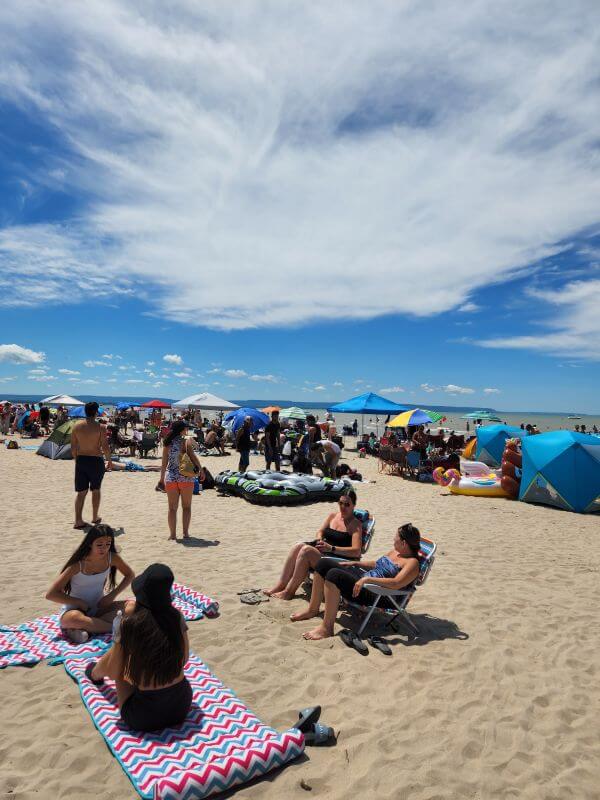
left=380, top=386, right=405, bottom=393
left=59, top=368, right=80, bottom=375
left=484, top=387, right=500, bottom=394
left=0, top=344, right=45, bottom=364
left=1, top=3, right=599, bottom=341
left=224, top=369, right=246, bottom=378
left=249, top=373, right=277, bottom=383
left=479, top=279, right=600, bottom=359
left=420, top=383, right=437, bottom=393
left=83, top=359, right=110, bottom=367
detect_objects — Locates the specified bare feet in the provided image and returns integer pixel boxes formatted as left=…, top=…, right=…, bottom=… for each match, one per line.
left=182, top=534, right=190, bottom=539
left=73, top=522, right=89, bottom=530
left=63, top=628, right=89, bottom=644
left=290, top=609, right=319, bottom=622
left=263, top=584, right=285, bottom=596
left=168, top=535, right=176, bottom=541
left=270, top=590, right=294, bottom=600
left=303, top=625, right=333, bottom=641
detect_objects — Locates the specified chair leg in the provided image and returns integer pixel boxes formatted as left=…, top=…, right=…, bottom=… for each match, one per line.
left=390, top=609, right=419, bottom=636
left=356, top=598, right=381, bottom=637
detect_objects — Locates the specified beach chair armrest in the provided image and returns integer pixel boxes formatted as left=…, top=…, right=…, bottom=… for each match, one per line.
left=362, top=583, right=414, bottom=598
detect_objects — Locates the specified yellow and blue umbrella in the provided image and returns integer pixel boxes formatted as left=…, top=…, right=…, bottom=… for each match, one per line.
left=388, top=408, right=441, bottom=428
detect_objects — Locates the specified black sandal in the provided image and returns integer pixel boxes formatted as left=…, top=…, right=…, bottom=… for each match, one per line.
left=340, top=629, right=369, bottom=655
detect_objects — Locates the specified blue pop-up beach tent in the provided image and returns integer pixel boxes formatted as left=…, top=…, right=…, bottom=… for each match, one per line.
left=519, top=431, right=600, bottom=514
left=68, top=406, right=105, bottom=418
left=476, top=424, right=526, bottom=467
left=224, top=407, right=269, bottom=434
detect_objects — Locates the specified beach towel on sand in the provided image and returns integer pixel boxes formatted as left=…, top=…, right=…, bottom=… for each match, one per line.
left=64, top=652, right=304, bottom=800
left=0, top=583, right=218, bottom=669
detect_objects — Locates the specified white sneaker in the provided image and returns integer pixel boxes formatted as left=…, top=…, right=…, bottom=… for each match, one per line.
left=65, top=629, right=89, bottom=644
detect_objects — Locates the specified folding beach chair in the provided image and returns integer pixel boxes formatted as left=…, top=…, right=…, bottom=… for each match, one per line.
left=404, top=450, right=432, bottom=480
left=137, top=433, right=159, bottom=458
left=378, top=446, right=393, bottom=473
left=345, top=536, right=437, bottom=637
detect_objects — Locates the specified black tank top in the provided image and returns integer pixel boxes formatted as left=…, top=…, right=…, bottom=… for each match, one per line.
left=323, top=526, right=353, bottom=548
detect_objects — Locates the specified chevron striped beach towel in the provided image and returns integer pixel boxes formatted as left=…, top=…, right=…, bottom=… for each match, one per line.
left=0, top=583, right=218, bottom=669
left=64, top=652, right=305, bottom=800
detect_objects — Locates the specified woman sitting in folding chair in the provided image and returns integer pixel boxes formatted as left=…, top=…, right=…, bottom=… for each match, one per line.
left=293, top=523, right=421, bottom=640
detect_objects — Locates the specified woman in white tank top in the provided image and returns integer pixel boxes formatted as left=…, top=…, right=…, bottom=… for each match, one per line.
left=46, top=524, right=134, bottom=644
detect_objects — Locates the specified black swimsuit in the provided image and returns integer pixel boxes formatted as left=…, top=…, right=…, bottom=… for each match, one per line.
left=306, top=526, right=359, bottom=559
left=121, top=676, right=193, bottom=732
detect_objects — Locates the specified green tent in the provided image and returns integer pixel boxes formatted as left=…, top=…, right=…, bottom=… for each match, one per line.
left=37, top=420, right=77, bottom=459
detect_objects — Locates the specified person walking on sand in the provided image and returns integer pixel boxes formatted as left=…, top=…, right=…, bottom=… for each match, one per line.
left=159, top=420, right=204, bottom=541
left=71, top=401, right=112, bottom=529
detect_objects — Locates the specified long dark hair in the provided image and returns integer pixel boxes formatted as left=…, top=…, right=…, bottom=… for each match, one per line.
left=120, top=604, right=185, bottom=686
left=164, top=420, right=188, bottom=446
left=60, top=524, right=117, bottom=594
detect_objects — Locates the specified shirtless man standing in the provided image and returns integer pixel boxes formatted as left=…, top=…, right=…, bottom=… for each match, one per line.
left=71, top=401, right=112, bottom=529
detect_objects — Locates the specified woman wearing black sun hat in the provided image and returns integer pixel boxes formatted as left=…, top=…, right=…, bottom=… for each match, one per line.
left=86, top=563, right=193, bottom=732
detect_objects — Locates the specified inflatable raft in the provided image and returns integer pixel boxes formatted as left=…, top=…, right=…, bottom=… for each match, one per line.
left=215, top=469, right=351, bottom=505
left=433, top=466, right=509, bottom=497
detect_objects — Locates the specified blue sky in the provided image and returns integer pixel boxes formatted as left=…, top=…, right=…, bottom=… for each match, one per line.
left=0, top=3, right=599, bottom=412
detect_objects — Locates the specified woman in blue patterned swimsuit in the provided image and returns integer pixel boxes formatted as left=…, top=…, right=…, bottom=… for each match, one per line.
left=296, top=523, right=421, bottom=641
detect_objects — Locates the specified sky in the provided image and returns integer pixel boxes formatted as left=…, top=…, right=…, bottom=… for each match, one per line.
left=0, top=1, right=599, bottom=413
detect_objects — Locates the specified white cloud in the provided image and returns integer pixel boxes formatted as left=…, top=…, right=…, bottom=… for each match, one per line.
left=83, top=359, right=110, bottom=367
left=420, top=383, right=437, bottom=393
left=75, top=378, right=99, bottom=385
left=443, top=384, right=475, bottom=395
left=457, top=302, right=481, bottom=313
left=483, top=387, right=500, bottom=394
left=59, top=368, right=80, bottom=375
left=249, top=373, right=277, bottom=383
left=146, top=361, right=155, bottom=366
left=172, top=371, right=188, bottom=378
left=0, top=344, right=45, bottom=364
left=28, top=368, right=47, bottom=375
left=118, top=365, right=128, bottom=370
left=163, top=354, right=183, bottom=365
left=125, top=379, right=144, bottom=383
left=207, top=368, right=221, bottom=375
left=314, top=385, right=326, bottom=391
left=380, top=386, right=405, bottom=393
left=106, top=377, right=117, bottom=382
left=152, top=381, right=164, bottom=387
left=479, top=279, right=600, bottom=359
left=1, top=4, right=599, bottom=340
left=29, top=374, right=56, bottom=382
left=0, top=375, right=16, bottom=383
left=101, top=353, right=115, bottom=359
left=333, top=381, right=344, bottom=387
left=224, top=369, right=246, bottom=378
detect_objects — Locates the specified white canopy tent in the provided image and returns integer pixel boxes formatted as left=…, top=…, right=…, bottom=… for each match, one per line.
left=172, top=392, right=240, bottom=411
left=41, top=394, right=84, bottom=406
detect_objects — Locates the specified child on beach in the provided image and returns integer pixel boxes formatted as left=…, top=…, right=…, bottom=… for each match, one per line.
left=46, top=524, right=134, bottom=643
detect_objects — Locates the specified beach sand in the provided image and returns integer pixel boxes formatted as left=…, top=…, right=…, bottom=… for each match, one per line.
left=1, top=441, right=598, bottom=799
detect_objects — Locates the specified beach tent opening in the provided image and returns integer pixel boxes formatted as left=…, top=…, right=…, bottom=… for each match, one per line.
left=37, top=420, right=77, bottom=460
left=475, top=424, right=526, bottom=467
left=172, top=392, right=239, bottom=411
left=519, top=431, right=600, bottom=514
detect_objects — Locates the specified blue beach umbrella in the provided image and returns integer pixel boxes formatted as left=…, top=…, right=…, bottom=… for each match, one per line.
left=116, top=401, right=137, bottom=410
left=223, top=407, right=269, bottom=434
left=68, top=406, right=106, bottom=418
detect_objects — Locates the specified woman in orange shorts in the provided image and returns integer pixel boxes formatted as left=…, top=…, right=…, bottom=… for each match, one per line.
left=159, top=420, right=203, bottom=541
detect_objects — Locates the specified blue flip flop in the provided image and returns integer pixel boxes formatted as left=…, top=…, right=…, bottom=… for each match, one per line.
left=303, top=722, right=335, bottom=746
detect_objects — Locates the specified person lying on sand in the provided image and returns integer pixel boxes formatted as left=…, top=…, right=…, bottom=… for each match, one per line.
left=105, top=460, right=161, bottom=472
left=264, top=490, right=362, bottom=600
left=85, top=563, right=192, bottom=733
left=292, top=523, right=421, bottom=640
left=46, top=524, right=134, bottom=644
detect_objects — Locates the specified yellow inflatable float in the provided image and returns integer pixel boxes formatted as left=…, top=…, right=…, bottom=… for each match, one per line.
left=433, top=467, right=509, bottom=498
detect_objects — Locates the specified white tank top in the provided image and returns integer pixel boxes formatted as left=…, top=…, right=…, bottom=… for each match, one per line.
left=68, top=553, right=112, bottom=613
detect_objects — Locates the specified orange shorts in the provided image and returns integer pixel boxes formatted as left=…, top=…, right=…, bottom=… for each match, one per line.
left=165, top=479, right=195, bottom=492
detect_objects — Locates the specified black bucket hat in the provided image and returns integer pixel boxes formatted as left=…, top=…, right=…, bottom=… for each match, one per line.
left=132, top=563, right=174, bottom=612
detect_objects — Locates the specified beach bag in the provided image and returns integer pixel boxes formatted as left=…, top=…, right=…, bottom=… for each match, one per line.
left=179, top=439, right=196, bottom=477
left=6, top=440, right=19, bottom=449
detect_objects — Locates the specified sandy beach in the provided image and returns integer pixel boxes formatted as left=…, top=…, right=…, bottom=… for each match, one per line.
left=1, top=440, right=599, bottom=800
